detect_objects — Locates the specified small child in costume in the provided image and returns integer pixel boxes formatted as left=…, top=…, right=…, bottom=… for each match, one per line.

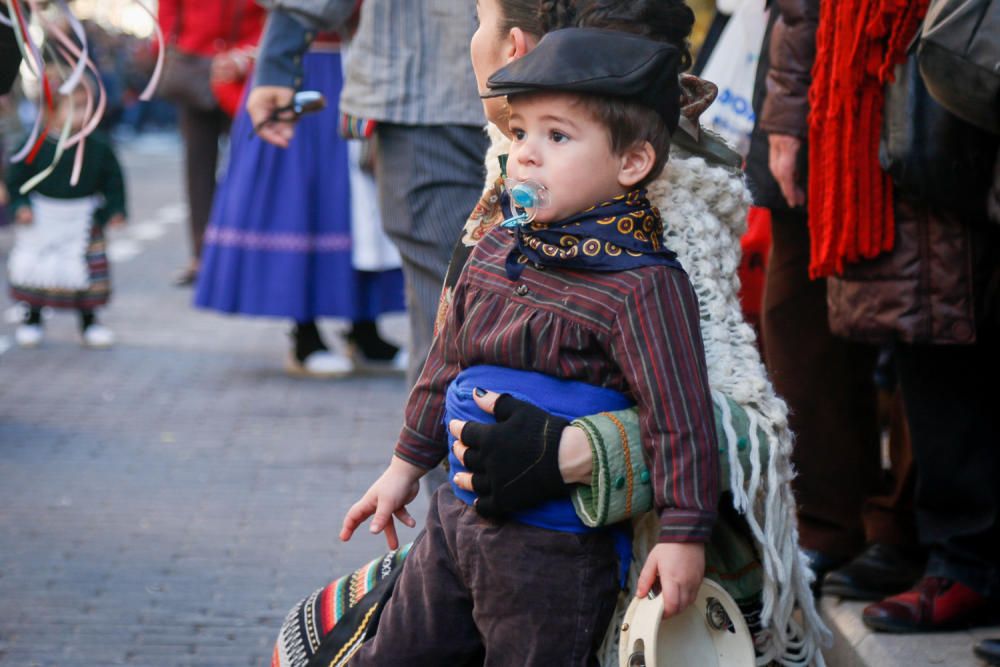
left=339, top=28, right=719, bottom=665
left=7, top=86, right=126, bottom=349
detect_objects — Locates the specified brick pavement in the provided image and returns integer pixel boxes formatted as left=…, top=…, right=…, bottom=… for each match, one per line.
left=0, top=135, right=425, bottom=667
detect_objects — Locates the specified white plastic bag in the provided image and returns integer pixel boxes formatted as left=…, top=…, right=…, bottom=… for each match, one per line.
left=347, top=140, right=401, bottom=272
left=700, top=0, right=769, bottom=157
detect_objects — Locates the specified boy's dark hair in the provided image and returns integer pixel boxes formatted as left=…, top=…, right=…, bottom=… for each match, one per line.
left=576, top=95, right=672, bottom=185
left=497, top=0, right=695, bottom=72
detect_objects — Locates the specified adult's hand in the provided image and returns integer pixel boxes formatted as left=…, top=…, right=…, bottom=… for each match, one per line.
left=246, top=85, right=296, bottom=148
left=210, top=51, right=247, bottom=83
left=768, top=133, right=805, bottom=208
left=448, top=389, right=591, bottom=518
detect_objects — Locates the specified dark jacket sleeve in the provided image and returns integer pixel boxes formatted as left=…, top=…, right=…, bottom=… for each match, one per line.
left=758, top=0, right=819, bottom=138
left=4, top=146, right=34, bottom=213
left=256, top=0, right=356, bottom=30
left=0, top=16, right=22, bottom=95
left=252, top=11, right=313, bottom=89
left=95, top=141, right=127, bottom=226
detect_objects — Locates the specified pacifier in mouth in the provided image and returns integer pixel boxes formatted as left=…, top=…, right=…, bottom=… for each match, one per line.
left=502, top=178, right=550, bottom=228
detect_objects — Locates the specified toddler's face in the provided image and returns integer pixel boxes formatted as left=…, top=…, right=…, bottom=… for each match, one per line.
left=506, top=92, right=627, bottom=224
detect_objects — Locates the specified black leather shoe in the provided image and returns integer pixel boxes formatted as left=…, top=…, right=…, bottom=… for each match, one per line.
left=975, top=639, right=1000, bottom=665
left=822, top=543, right=924, bottom=601
left=802, top=549, right=850, bottom=597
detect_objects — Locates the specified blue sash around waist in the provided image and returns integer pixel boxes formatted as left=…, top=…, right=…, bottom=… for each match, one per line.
left=445, top=365, right=634, bottom=533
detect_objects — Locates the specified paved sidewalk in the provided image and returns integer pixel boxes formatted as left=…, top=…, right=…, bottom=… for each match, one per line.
left=823, top=598, right=998, bottom=667
left=0, top=136, right=423, bottom=667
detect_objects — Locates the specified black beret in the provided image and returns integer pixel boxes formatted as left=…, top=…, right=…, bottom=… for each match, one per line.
left=484, top=27, right=682, bottom=135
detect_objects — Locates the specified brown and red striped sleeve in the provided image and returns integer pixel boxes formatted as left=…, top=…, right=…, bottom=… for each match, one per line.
left=394, top=280, right=466, bottom=470
left=609, top=268, right=719, bottom=543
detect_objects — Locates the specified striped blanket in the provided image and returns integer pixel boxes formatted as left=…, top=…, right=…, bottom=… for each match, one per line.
left=271, top=546, right=410, bottom=667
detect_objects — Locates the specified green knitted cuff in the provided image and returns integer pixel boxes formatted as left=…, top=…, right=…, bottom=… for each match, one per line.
left=569, top=396, right=773, bottom=529
left=570, top=408, right=653, bottom=527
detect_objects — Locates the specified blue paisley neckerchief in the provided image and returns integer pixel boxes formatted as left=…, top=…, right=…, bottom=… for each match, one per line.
left=504, top=188, right=684, bottom=280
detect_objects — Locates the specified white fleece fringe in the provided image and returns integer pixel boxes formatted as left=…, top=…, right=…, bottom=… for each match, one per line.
left=482, top=124, right=831, bottom=666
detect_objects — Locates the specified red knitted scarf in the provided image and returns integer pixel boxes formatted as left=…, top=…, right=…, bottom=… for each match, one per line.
left=807, top=0, right=928, bottom=278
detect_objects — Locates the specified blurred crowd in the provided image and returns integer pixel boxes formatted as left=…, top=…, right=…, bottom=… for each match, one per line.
left=1, top=19, right=173, bottom=149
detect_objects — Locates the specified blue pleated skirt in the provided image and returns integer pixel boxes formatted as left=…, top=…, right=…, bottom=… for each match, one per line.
left=194, top=51, right=405, bottom=321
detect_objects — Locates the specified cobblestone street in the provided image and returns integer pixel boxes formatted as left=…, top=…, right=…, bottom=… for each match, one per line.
left=0, top=137, right=424, bottom=667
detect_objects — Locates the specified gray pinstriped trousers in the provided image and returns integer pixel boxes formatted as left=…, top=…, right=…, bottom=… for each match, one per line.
left=374, top=123, right=489, bottom=386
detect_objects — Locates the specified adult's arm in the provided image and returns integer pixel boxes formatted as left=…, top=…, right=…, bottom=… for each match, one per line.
left=570, top=397, right=769, bottom=527
left=453, top=392, right=769, bottom=526
left=248, top=1, right=354, bottom=147
left=758, top=0, right=819, bottom=138
left=759, top=0, right=818, bottom=207
left=256, top=0, right=356, bottom=31
left=252, top=10, right=314, bottom=90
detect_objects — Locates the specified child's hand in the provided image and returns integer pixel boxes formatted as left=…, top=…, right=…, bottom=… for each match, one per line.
left=340, top=456, right=422, bottom=549
left=636, top=542, right=706, bottom=618
left=14, top=207, right=33, bottom=225
left=107, top=214, right=127, bottom=228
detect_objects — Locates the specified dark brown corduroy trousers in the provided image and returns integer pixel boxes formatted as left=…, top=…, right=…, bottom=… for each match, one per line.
left=761, top=210, right=917, bottom=558
left=350, top=487, right=618, bottom=666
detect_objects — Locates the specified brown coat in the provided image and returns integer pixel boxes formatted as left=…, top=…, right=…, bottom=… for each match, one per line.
left=760, top=0, right=999, bottom=345
left=826, top=200, right=998, bottom=345
left=758, top=0, right=818, bottom=140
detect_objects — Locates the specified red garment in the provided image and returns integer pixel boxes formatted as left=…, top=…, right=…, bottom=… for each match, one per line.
left=211, top=77, right=249, bottom=118
left=806, top=0, right=927, bottom=278
left=737, top=206, right=771, bottom=332
left=158, top=0, right=264, bottom=57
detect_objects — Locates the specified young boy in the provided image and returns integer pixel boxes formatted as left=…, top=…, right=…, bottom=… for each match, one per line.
left=7, top=85, right=126, bottom=348
left=340, top=28, right=719, bottom=664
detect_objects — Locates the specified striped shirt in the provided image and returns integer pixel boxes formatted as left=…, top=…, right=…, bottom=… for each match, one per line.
left=261, top=0, right=485, bottom=126
left=398, top=225, right=720, bottom=542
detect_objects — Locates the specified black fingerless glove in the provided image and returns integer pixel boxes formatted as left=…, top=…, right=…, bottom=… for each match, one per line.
left=459, top=393, right=571, bottom=518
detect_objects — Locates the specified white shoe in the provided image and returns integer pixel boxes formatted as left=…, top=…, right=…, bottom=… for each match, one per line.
left=82, top=324, right=115, bottom=348
left=389, top=348, right=408, bottom=373
left=347, top=343, right=408, bottom=375
left=286, top=350, right=354, bottom=378
left=15, top=324, right=43, bottom=348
